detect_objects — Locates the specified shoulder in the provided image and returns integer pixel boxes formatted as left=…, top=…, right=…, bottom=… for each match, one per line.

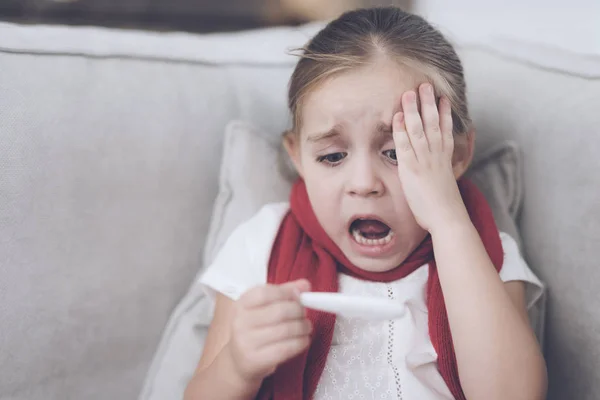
left=248, top=202, right=291, bottom=234
left=499, top=232, right=546, bottom=343
left=199, top=202, right=290, bottom=300
left=232, top=202, right=290, bottom=254
left=498, top=232, right=543, bottom=290
left=217, top=202, right=290, bottom=254
left=498, top=232, right=545, bottom=313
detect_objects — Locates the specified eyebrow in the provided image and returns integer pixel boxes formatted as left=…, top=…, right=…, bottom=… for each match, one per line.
left=306, top=124, right=343, bottom=143
left=305, top=122, right=394, bottom=143
left=375, top=122, right=393, bottom=142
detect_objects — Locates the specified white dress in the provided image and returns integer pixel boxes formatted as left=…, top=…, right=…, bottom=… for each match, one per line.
left=199, top=203, right=545, bottom=400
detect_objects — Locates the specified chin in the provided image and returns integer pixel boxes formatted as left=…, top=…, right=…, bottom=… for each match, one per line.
left=348, top=254, right=401, bottom=273
left=334, top=226, right=408, bottom=272
left=340, top=238, right=407, bottom=272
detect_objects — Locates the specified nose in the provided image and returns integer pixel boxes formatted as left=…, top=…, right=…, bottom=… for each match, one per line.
left=347, top=155, right=384, bottom=197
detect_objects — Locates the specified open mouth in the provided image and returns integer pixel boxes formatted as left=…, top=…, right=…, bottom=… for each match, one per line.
left=349, top=217, right=395, bottom=246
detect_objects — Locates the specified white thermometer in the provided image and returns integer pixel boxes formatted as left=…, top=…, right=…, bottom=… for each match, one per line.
left=300, top=292, right=405, bottom=321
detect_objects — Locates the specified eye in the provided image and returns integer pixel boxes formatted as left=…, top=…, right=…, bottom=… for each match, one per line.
left=317, top=152, right=347, bottom=166
left=383, top=149, right=397, bottom=162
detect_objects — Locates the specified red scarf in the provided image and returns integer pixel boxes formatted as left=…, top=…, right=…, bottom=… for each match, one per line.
left=256, top=178, right=503, bottom=400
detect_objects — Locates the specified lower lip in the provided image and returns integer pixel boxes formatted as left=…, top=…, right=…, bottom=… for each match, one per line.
left=348, top=230, right=396, bottom=257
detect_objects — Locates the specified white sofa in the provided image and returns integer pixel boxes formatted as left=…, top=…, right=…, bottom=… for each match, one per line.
left=0, top=16, right=599, bottom=400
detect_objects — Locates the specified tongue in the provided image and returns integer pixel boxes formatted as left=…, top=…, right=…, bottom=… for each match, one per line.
left=354, top=219, right=389, bottom=235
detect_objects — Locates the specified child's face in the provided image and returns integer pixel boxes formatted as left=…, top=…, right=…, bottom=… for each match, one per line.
left=287, top=60, right=429, bottom=272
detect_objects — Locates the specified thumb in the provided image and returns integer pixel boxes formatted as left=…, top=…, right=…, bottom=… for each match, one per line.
left=293, top=278, right=311, bottom=293
left=280, top=279, right=311, bottom=296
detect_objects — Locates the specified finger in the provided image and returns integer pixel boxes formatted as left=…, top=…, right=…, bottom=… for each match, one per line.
left=419, top=83, right=442, bottom=154
left=401, top=90, right=429, bottom=159
left=438, top=96, right=454, bottom=156
left=259, top=336, right=311, bottom=368
left=290, top=279, right=311, bottom=295
left=253, top=319, right=312, bottom=348
left=241, top=280, right=309, bottom=308
left=392, top=112, right=417, bottom=167
left=247, top=300, right=306, bottom=328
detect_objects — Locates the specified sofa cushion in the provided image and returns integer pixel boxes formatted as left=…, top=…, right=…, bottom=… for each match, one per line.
left=416, top=3, right=600, bottom=78
left=461, top=47, right=600, bottom=400
left=0, top=21, right=317, bottom=400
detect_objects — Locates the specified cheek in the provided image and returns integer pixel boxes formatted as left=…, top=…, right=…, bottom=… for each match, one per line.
left=303, top=168, right=343, bottom=229
left=305, top=181, right=341, bottom=235
left=299, top=149, right=335, bottom=186
left=385, top=175, right=413, bottom=211
left=304, top=170, right=339, bottom=206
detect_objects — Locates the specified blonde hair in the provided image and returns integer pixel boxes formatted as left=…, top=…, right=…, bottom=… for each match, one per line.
left=287, top=7, right=470, bottom=136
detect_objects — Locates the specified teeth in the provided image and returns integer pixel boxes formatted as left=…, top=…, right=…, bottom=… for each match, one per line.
left=352, top=228, right=394, bottom=246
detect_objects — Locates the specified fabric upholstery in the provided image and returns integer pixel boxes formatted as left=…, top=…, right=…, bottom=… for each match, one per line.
left=463, top=50, right=600, bottom=399
left=0, top=17, right=598, bottom=400
left=0, top=22, right=312, bottom=400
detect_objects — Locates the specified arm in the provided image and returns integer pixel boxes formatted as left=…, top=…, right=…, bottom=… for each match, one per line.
left=393, top=83, right=547, bottom=400
left=184, top=293, right=261, bottom=400
left=432, top=225, right=547, bottom=400
left=185, top=281, right=312, bottom=400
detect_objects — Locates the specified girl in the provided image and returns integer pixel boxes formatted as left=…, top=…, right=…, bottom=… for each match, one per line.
left=185, top=7, right=547, bottom=400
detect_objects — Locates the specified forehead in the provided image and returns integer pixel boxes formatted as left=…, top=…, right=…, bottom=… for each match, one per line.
left=300, top=60, right=422, bottom=136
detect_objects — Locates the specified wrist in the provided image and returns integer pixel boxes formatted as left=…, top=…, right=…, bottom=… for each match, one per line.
left=223, top=343, right=264, bottom=393
left=429, top=212, right=475, bottom=240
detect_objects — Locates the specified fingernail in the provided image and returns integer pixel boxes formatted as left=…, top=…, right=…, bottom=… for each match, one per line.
left=397, top=112, right=404, bottom=124
left=303, top=279, right=311, bottom=291
left=428, top=84, right=434, bottom=94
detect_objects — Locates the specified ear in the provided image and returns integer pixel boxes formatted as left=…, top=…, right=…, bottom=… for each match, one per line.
left=452, top=126, right=475, bottom=179
left=283, top=130, right=304, bottom=178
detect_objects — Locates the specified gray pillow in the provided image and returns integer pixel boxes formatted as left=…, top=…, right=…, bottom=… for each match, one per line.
left=466, top=140, right=524, bottom=248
